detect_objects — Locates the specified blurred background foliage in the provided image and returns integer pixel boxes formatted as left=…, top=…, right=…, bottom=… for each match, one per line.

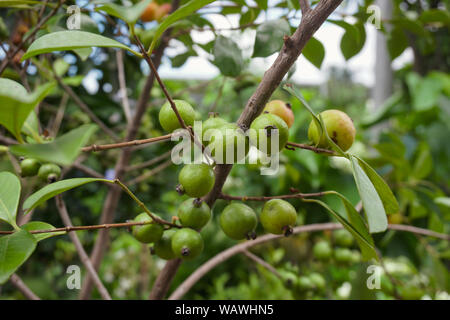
left=0, top=0, right=449, bottom=299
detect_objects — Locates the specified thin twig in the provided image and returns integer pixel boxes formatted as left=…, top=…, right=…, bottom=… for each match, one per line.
left=55, top=196, right=112, bottom=300
left=0, top=220, right=165, bottom=235
left=0, top=0, right=64, bottom=75
left=10, top=274, right=41, bottom=300
left=286, top=141, right=336, bottom=155
left=126, top=150, right=172, bottom=172
left=168, top=221, right=449, bottom=300
left=219, top=191, right=327, bottom=202
left=116, top=50, right=132, bottom=124
left=53, top=72, right=120, bottom=141
left=127, top=159, right=173, bottom=185
left=241, top=250, right=281, bottom=278
left=82, top=134, right=172, bottom=152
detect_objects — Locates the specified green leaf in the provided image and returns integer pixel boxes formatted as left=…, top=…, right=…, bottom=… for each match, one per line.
left=0, top=0, right=39, bottom=7
left=435, top=197, right=450, bottom=208
left=213, top=36, right=244, bottom=77
left=355, top=157, right=399, bottom=216
left=411, top=143, right=432, bottom=180
left=350, top=156, right=388, bottom=233
left=420, top=9, right=450, bottom=25
left=387, top=27, right=409, bottom=60
left=21, top=111, right=40, bottom=140
left=0, top=229, right=36, bottom=284
left=23, top=178, right=112, bottom=212
left=330, top=20, right=366, bottom=60
left=149, top=0, right=215, bottom=53
left=10, top=124, right=98, bottom=166
left=73, top=48, right=92, bottom=61
left=0, top=172, right=21, bottom=228
left=0, top=79, right=54, bottom=142
left=406, top=73, right=443, bottom=111
left=303, top=198, right=378, bottom=261
left=252, top=19, right=291, bottom=58
left=21, top=221, right=65, bottom=242
left=95, top=0, right=151, bottom=24
left=22, top=31, right=140, bottom=61
left=302, top=37, right=325, bottom=69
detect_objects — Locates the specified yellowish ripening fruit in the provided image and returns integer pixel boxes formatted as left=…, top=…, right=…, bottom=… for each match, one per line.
left=263, top=100, right=295, bottom=128
left=308, top=109, right=356, bottom=152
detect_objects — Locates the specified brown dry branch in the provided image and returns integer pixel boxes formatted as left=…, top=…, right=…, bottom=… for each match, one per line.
left=55, top=195, right=112, bottom=300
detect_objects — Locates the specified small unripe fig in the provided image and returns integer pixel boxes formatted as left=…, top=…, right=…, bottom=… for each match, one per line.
left=333, top=229, right=354, bottom=248
left=37, top=163, right=61, bottom=182
left=334, top=247, right=353, bottom=264
left=159, top=99, right=195, bottom=132
left=171, top=228, right=204, bottom=260
left=201, top=116, right=228, bottom=144
left=20, top=158, right=40, bottom=177
left=178, top=198, right=211, bottom=229
left=313, top=240, right=332, bottom=261
left=263, top=100, right=294, bottom=128
left=307, top=109, right=356, bottom=152
left=308, top=273, right=326, bottom=291
left=131, top=212, right=164, bottom=244
left=154, top=229, right=177, bottom=260
left=220, top=203, right=258, bottom=240
left=260, top=199, right=297, bottom=235
left=140, top=2, right=158, bottom=22
left=178, top=163, right=215, bottom=198
left=297, top=276, right=315, bottom=292
left=249, top=113, right=289, bottom=155
left=205, top=123, right=249, bottom=164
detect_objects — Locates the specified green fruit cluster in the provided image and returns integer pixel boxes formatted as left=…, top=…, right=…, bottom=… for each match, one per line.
left=312, top=229, right=360, bottom=265
left=20, top=158, right=61, bottom=182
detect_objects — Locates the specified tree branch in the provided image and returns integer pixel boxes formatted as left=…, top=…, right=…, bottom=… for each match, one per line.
left=168, top=221, right=450, bottom=299
left=219, top=190, right=327, bottom=202
left=149, top=258, right=182, bottom=300
left=55, top=196, right=112, bottom=300
left=241, top=250, right=281, bottom=278
left=81, top=134, right=172, bottom=152
left=10, top=274, right=41, bottom=300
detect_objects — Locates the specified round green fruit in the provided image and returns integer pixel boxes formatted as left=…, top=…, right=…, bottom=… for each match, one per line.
left=205, top=123, right=249, bottom=164
left=20, top=158, right=40, bottom=177
left=334, top=247, right=353, bottom=264
left=131, top=213, right=164, bottom=244
left=334, top=229, right=354, bottom=247
left=178, top=198, right=211, bottom=229
left=307, top=109, right=356, bottom=152
left=308, top=273, right=326, bottom=291
left=398, top=285, right=425, bottom=300
left=260, top=199, right=297, bottom=235
left=220, top=203, right=257, bottom=240
left=313, top=240, right=332, bottom=261
left=154, top=229, right=177, bottom=260
left=249, top=113, right=289, bottom=155
left=171, top=228, right=204, bottom=260
left=178, top=163, right=215, bottom=198
left=264, top=100, right=294, bottom=128
left=37, top=163, right=61, bottom=182
left=297, top=276, right=315, bottom=292
left=201, top=115, right=228, bottom=142
left=159, top=99, right=195, bottom=132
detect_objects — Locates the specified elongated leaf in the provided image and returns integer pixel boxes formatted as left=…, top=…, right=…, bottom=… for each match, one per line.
left=0, top=0, right=39, bottom=7
left=213, top=36, right=244, bottom=77
left=0, top=229, right=36, bottom=284
left=95, top=0, right=151, bottom=24
left=23, top=178, right=112, bottom=212
left=21, top=221, right=65, bottom=242
left=0, top=79, right=54, bottom=142
left=149, top=0, right=215, bottom=53
left=252, top=19, right=291, bottom=58
left=22, top=31, right=140, bottom=61
left=327, top=191, right=376, bottom=261
left=302, top=37, right=325, bottom=69
left=0, top=172, right=21, bottom=228
left=304, top=198, right=378, bottom=261
left=350, top=156, right=388, bottom=233
left=355, top=156, right=399, bottom=215
left=10, top=124, right=98, bottom=166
